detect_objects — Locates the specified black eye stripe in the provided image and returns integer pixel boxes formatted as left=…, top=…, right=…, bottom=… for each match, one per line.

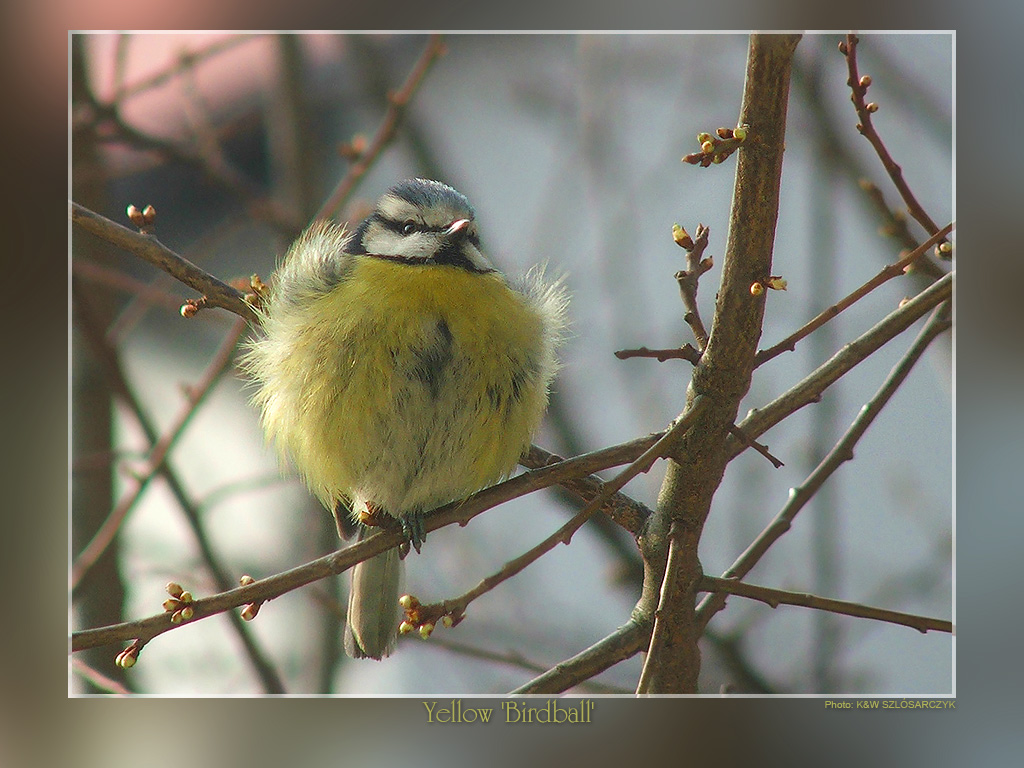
left=380, top=216, right=441, bottom=235
left=378, top=215, right=480, bottom=246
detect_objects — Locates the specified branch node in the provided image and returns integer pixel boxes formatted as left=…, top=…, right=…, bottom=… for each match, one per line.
left=115, top=639, right=144, bottom=669
left=398, top=593, right=464, bottom=640
left=682, top=124, right=749, bottom=166
left=126, top=203, right=157, bottom=234
left=673, top=223, right=713, bottom=350
left=179, top=296, right=207, bottom=318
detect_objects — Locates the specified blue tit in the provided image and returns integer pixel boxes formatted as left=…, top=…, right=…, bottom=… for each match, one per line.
left=243, top=179, right=568, bottom=659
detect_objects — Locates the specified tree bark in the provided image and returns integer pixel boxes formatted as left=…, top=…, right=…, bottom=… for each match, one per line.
left=637, top=33, right=801, bottom=694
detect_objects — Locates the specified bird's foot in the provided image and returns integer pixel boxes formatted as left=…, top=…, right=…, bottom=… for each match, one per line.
left=356, top=503, right=425, bottom=559
left=401, top=513, right=426, bottom=557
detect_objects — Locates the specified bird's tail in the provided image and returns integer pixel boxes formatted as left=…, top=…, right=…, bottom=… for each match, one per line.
left=344, top=537, right=402, bottom=660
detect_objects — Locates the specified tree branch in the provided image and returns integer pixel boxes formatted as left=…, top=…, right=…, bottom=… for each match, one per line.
left=522, top=444, right=653, bottom=537
left=754, top=223, right=952, bottom=367
left=637, top=33, right=801, bottom=695
left=726, top=271, right=953, bottom=462
left=699, top=576, right=953, bottom=634
left=316, top=35, right=447, bottom=221
left=674, top=222, right=713, bottom=350
left=71, top=318, right=247, bottom=588
left=425, top=637, right=630, bottom=694
left=70, top=427, right=681, bottom=654
left=70, top=201, right=258, bottom=323
left=701, top=300, right=952, bottom=627
left=842, top=34, right=947, bottom=243
left=404, top=397, right=709, bottom=634
left=71, top=286, right=284, bottom=691
left=510, top=620, right=651, bottom=695
left=115, top=35, right=259, bottom=102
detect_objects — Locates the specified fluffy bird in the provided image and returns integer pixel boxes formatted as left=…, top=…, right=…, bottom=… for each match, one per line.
left=243, top=179, right=568, bottom=659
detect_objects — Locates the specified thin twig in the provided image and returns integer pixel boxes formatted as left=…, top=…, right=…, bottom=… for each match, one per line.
left=705, top=627, right=778, bottom=693
left=728, top=271, right=952, bottom=462
left=70, top=427, right=683, bottom=653
left=674, top=223, right=713, bottom=350
left=522, top=444, right=653, bottom=537
left=72, top=259, right=184, bottom=315
left=755, top=223, right=952, bottom=367
left=842, top=34, right=946, bottom=241
left=70, top=657, right=131, bottom=695
left=700, top=576, right=952, bottom=634
left=616, top=224, right=713, bottom=362
left=858, top=179, right=919, bottom=254
left=425, top=638, right=631, bottom=694
left=415, top=397, right=711, bottom=628
left=111, top=218, right=250, bottom=342
left=316, top=35, right=447, bottom=221
left=510, top=621, right=651, bottom=695
left=71, top=285, right=284, bottom=692
left=70, top=201, right=258, bottom=322
left=727, top=424, right=783, bottom=468
left=789, top=48, right=947, bottom=283
left=115, top=35, right=260, bottom=102
left=614, top=344, right=702, bottom=364
left=179, top=57, right=242, bottom=200
left=81, top=93, right=298, bottom=233
left=700, top=300, right=952, bottom=628
left=541, top=272, right=953, bottom=521
left=71, top=318, right=247, bottom=588
left=110, top=34, right=132, bottom=102
left=857, top=178, right=947, bottom=279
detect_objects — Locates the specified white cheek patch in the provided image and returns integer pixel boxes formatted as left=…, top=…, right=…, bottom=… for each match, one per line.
left=406, top=234, right=436, bottom=260
left=370, top=230, right=404, bottom=255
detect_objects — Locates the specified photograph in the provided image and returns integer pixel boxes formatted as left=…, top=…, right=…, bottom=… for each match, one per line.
left=70, top=31, right=953, bottom=697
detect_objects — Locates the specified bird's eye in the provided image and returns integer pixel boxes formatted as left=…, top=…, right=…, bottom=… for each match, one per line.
left=401, top=220, right=418, bottom=235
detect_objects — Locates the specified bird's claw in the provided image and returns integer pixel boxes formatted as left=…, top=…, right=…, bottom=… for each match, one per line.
left=401, top=513, right=426, bottom=558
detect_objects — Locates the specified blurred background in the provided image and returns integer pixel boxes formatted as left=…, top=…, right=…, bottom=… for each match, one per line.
left=70, top=32, right=952, bottom=695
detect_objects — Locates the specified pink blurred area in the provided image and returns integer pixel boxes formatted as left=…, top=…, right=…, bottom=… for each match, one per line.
left=84, top=34, right=273, bottom=107
left=76, top=34, right=349, bottom=171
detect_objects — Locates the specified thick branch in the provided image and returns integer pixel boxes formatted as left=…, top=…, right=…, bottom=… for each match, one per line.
left=637, top=33, right=801, bottom=695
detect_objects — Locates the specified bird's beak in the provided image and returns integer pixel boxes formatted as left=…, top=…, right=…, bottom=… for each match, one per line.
left=445, top=219, right=471, bottom=237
